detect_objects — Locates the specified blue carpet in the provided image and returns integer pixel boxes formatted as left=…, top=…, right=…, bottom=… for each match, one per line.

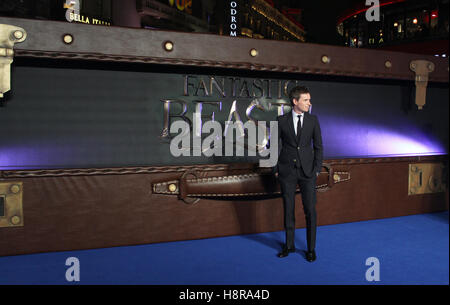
left=0, top=211, right=448, bottom=285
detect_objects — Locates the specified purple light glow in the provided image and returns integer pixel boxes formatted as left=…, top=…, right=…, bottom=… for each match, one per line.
left=366, top=129, right=444, bottom=156
left=0, top=142, right=80, bottom=170
left=0, top=117, right=447, bottom=170
left=320, top=115, right=446, bottom=159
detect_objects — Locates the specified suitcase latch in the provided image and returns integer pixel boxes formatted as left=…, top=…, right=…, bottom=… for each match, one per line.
left=0, top=182, right=24, bottom=228
left=0, top=24, right=27, bottom=98
left=410, top=60, right=435, bottom=110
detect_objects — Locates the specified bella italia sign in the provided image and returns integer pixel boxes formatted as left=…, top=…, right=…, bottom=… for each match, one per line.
left=64, top=0, right=111, bottom=26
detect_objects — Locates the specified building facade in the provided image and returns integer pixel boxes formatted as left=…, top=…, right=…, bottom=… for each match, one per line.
left=337, top=0, right=449, bottom=56
left=0, top=0, right=306, bottom=42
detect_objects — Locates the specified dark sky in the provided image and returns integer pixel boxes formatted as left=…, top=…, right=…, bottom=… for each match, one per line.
left=293, top=0, right=360, bottom=45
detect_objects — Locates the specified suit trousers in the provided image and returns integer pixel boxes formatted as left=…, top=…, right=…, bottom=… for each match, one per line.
left=279, top=166, right=317, bottom=252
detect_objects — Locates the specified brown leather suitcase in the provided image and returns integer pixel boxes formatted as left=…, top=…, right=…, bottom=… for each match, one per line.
left=0, top=17, right=448, bottom=256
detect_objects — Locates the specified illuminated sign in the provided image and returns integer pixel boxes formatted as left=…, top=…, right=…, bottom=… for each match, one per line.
left=168, top=0, right=192, bottom=15
left=230, top=1, right=238, bottom=36
left=64, top=0, right=111, bottom=26
left=68, top=13, right=111, bottom=25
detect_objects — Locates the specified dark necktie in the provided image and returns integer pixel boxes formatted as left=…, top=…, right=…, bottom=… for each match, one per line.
left=296, top=114, right=302, bottom=142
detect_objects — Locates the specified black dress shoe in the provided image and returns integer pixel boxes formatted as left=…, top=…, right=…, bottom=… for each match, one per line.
left=305, top=250, right=316, bottom=262
left=277, top=247, right=295, bottom=258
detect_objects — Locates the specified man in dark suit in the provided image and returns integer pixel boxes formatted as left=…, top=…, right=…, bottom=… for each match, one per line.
left=274, top=85, right=323, bottom=262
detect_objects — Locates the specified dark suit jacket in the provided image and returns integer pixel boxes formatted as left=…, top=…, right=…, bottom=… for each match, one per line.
left=275, top=112, right=323, bottom=179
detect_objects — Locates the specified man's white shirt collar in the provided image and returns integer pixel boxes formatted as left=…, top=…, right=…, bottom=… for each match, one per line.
left=292, top=110, right=304, bottom=121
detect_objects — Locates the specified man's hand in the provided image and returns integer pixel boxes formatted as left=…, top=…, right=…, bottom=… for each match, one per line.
left=316, top=172, right=319, bottom=177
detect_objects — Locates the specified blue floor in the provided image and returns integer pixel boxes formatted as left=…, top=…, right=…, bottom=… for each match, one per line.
left=0, top=211, right=448, bottom=285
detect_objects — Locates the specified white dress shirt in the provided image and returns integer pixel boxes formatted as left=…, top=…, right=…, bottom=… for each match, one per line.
left=292, top=110, right=304, bottom=136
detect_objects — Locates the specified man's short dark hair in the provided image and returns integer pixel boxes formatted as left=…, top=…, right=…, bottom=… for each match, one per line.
left=289, top=86, right=310, bottom=106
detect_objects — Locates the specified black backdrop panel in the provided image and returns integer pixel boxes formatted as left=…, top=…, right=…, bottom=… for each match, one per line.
left=0, top=63, right=448, bottom=169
